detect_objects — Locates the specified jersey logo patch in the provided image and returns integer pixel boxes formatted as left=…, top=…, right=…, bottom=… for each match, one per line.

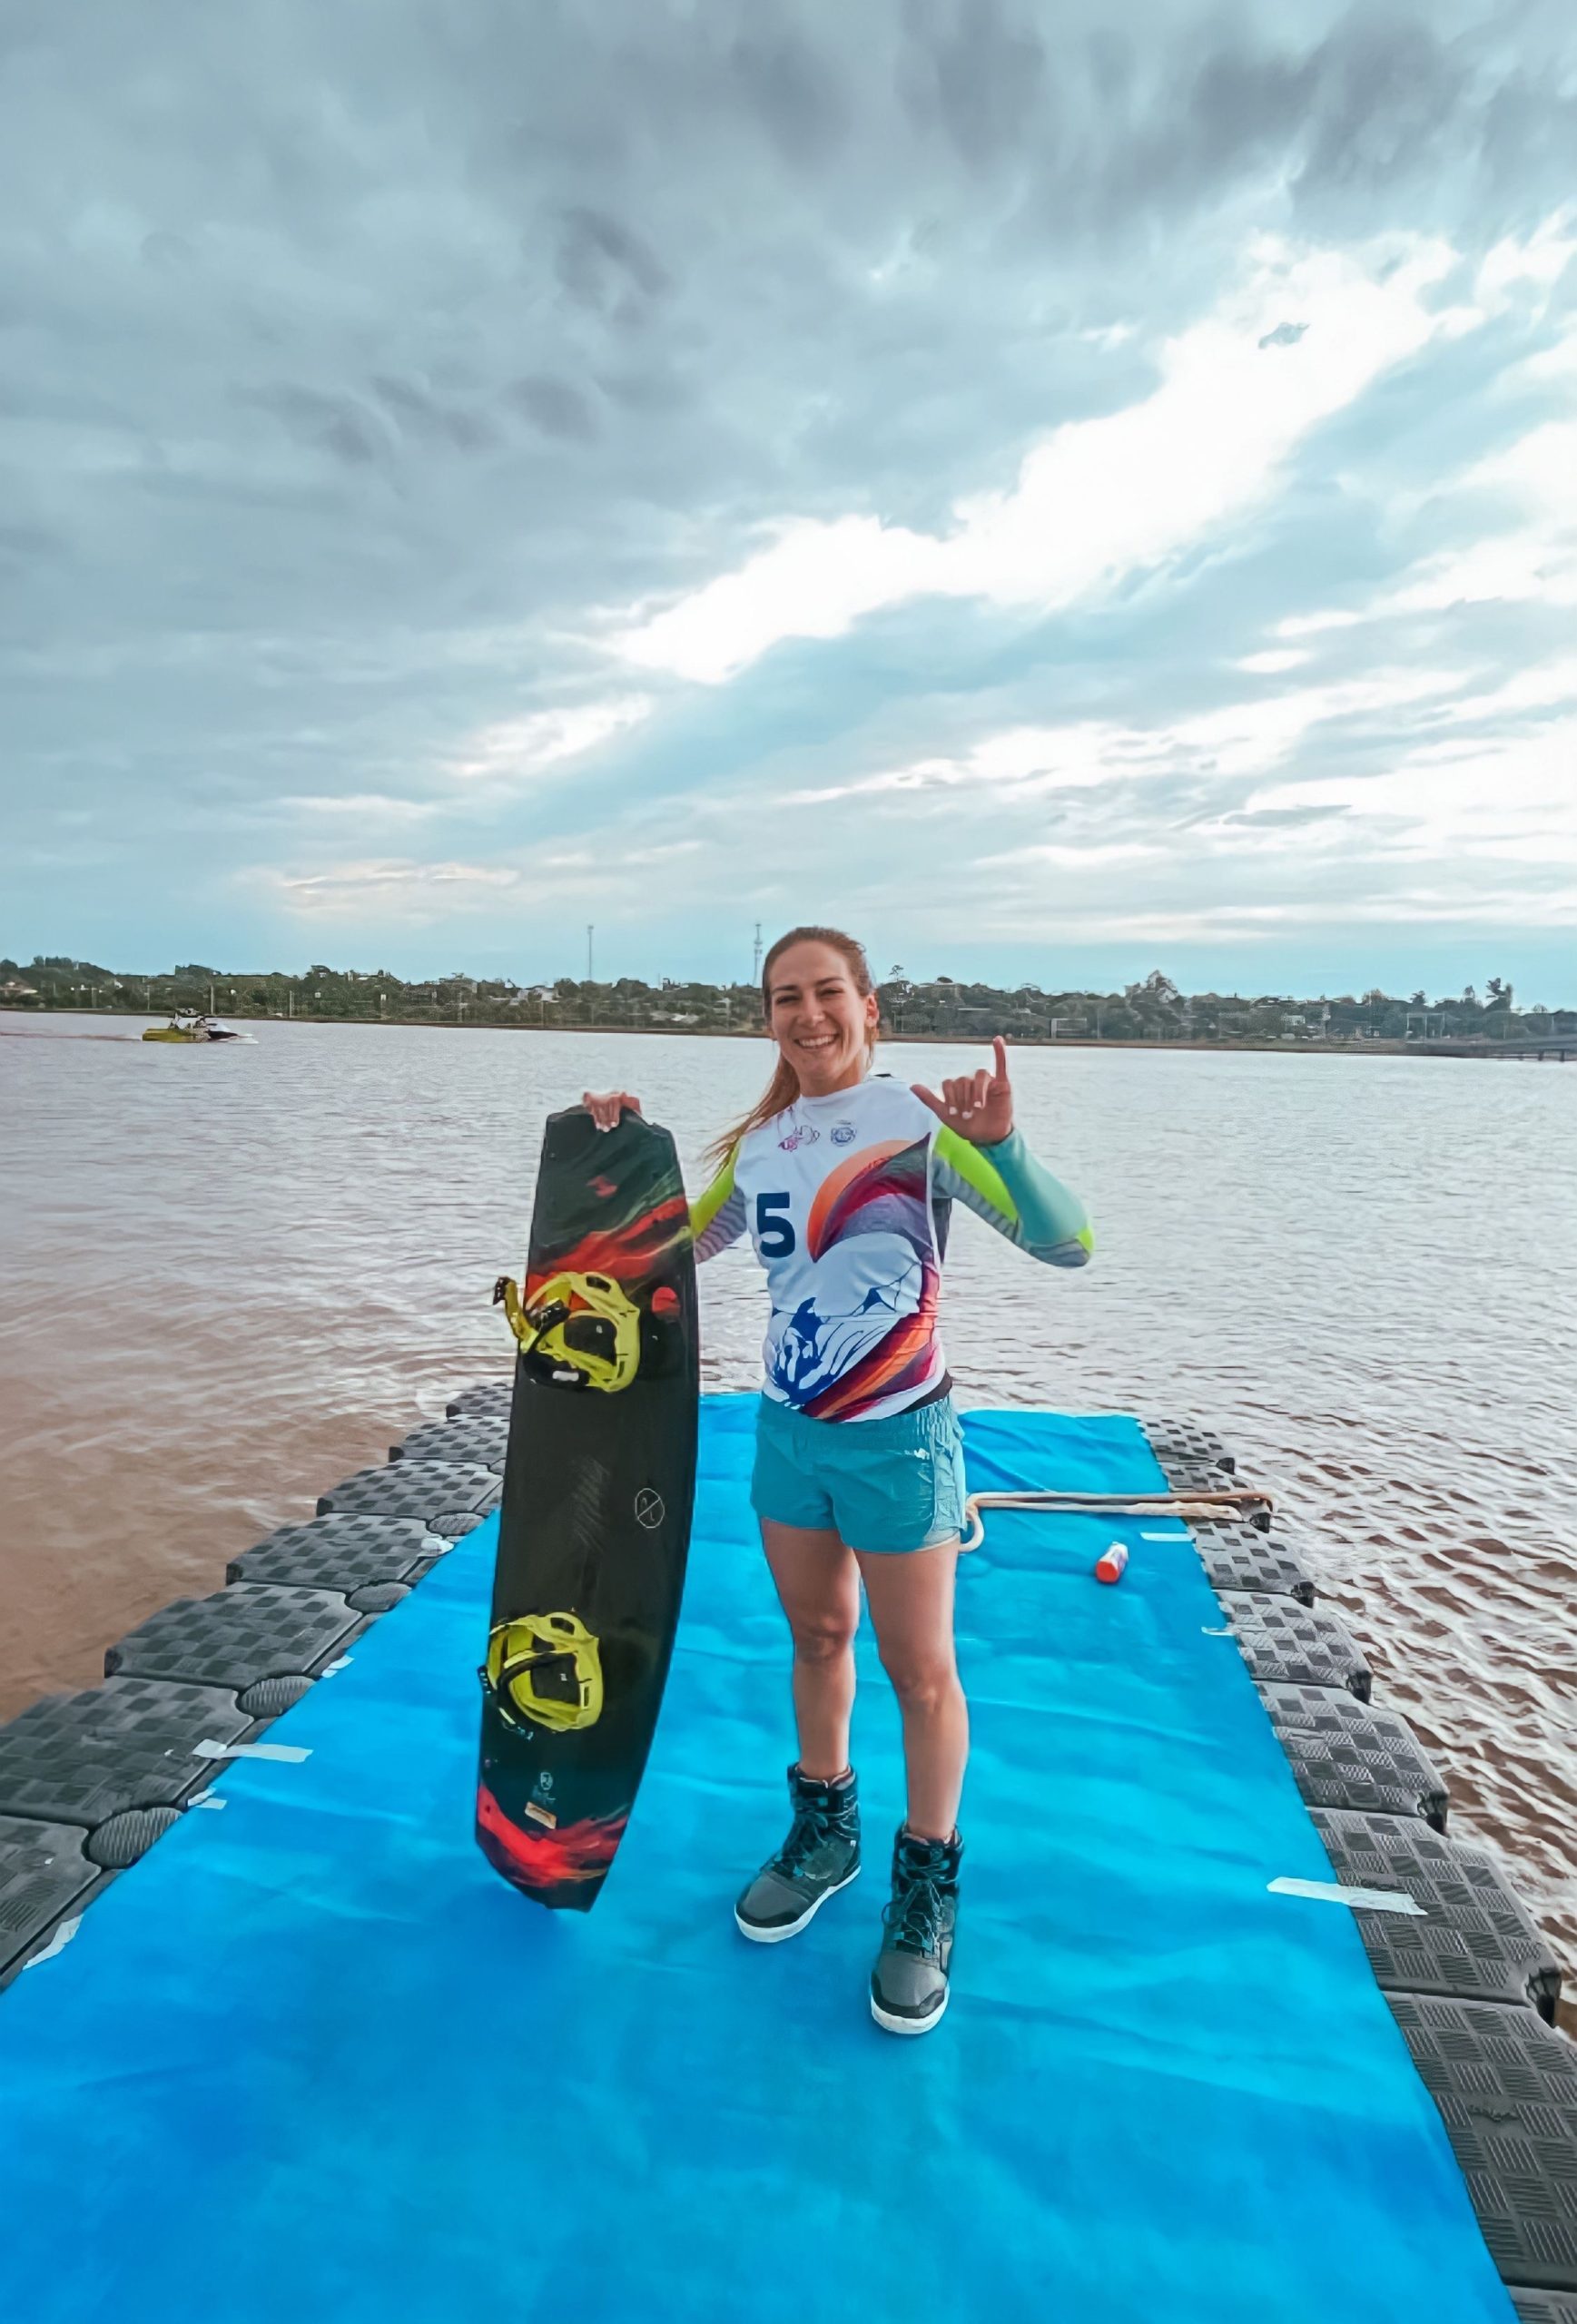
left=830, top=1123, right=856, bottom=1145
left=779, top=1124, right=820, bottom=1150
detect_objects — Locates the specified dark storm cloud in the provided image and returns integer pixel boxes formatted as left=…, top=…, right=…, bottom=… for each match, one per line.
left=554, top=207, right=673, bottom=312
left=508, top=375, right=601, bottom=442
left=729, top=25, right=851, bottom=169
left=249, top=385, right=384, bottom=467
left=1005, top=7, right=1577, bottom=250
left=0, top=0, right=1572, bottom=979
left=1296, top=16, right=1467, bottom=197
left=371, top=377, right=501, bottom=456
left=898, top=0, right=1048, bottom=172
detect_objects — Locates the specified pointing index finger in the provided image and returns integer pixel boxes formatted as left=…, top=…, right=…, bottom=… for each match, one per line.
left=992, top=1035, right=1009, bottom=1081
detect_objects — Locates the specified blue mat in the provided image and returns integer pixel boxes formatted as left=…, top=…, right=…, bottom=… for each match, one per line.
left=0, top=1399, right=1513, bottom=2322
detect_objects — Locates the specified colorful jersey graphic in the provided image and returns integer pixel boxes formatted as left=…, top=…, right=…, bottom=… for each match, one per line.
left=690, top=1077, right=1092, bottom=1423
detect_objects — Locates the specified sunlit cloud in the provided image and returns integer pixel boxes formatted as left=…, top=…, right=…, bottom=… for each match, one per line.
left=1272, top=293, right=1577, bottom=640
left=1380, top=418, right=1577, bottom=618
left=278, top=793, right=441, bottom=820
left=445, top=697, right=655, bottom=782
left=254, top=836, right=706, bottom=924
left=614, top=234, right=1473, bottom=685
left=791, top=667, right=1471, bottom=816
left=257, top=860, right=523, bottom=921
left=1254, top=717, right=1577, bottom=865
left=1237, top=649, right=1313, bottom=675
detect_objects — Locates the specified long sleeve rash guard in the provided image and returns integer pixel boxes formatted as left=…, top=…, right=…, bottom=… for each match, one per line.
left=688, top=1075, right=1091, bottom=1423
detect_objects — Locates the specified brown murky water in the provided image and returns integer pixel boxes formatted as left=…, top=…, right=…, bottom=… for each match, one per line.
left=4, top=1015, right=1574, bottom=2004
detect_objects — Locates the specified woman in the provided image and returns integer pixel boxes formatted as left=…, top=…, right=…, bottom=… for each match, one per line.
left=585, top=926, right=1091, bottom=2035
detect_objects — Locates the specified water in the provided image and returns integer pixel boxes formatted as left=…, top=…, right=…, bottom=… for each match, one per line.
left=4, top=1016, right=1574, bottom=2008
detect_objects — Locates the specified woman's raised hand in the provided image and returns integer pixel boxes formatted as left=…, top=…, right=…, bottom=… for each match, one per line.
left=914, top=1036, right=1014, bottom=1146
left=582, top=1089, right=645, bottom=1133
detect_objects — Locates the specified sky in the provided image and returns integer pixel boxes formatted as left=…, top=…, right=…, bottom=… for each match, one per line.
left=4, top=0, right=1576, bottom=1000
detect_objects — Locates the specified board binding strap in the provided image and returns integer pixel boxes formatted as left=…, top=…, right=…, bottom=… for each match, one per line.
left=476, top=1105, right=699, bottom=1912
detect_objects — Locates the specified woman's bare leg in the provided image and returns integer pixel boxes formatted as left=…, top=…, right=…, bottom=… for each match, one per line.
left=854, top=1542, right=967, bottom=1840
left=759, top=1519, right=862, bottom=1778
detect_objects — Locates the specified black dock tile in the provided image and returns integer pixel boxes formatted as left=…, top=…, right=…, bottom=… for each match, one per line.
left=1311, top=1808, right=1562, bottom=2020
left=1140, top=1416, right=1237, bottom=1477
left=0, top=1679, right=249, bottom=1827
left=1511, top=2291, right=1577, bottom=2322
left=392, top=1417, right=507, bottom=1472
left=446, top=1378, right=512, bottom=1422
left=1217, top=1592, right=1371, bottom=1699
left=104, top=1583, right=362, bottom=1693
left=1388, top=1994, right=1577, bottom=2292
left=317, top=1460, right=499, bottom=1524
left=1257, top=1681, right=1449, bottom=1827
left=1188, top=1517, right=1317, bottom=1605
left=229, top=1513, right=445, bottom=1591
left=0, top=1816, right=103, bottom=1987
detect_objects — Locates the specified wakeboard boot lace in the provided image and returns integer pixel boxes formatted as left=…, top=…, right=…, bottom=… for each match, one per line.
left=773, top=1797, right=835, bottom=1881
left=884, top=1867, right=947, bottom=1958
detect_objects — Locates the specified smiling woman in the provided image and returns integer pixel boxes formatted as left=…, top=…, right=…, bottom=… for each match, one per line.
left=707, top=923, right=880, bottom=1157
left=582, top=922, right=1092, bottom=2037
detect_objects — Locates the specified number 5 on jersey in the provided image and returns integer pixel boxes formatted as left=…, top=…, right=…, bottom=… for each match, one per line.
left=755, top=1193, right=795, bottom=1257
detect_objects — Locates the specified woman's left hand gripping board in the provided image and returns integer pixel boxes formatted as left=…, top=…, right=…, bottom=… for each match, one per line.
left=582, top=1090, right=646, bottom=1132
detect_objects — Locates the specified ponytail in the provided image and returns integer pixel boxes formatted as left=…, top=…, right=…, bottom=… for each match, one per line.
left=705, top=926, right=878, bottom=1166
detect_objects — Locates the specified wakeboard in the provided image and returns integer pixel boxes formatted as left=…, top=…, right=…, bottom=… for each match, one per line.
left=476, top=1104, right=698, bottom=1910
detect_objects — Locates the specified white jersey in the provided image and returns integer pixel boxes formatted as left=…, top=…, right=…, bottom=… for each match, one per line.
left=690, top=1075, right=1091, bottom=1423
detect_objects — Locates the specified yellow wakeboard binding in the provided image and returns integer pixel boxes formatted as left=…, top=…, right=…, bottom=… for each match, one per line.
left=484, top=1611, right=604, bottom=1734
left=493, top=1269, right=640, bottom=1393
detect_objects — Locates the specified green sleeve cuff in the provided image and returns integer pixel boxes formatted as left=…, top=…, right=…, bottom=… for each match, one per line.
left=977, top=1127, right=1094, bottom=1256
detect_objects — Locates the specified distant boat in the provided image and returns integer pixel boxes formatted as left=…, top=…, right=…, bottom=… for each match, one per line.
left=142, top=1012, right=245, bottom=1044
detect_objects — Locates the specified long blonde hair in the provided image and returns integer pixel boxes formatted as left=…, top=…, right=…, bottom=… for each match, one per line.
left=707, top=926, right=879, bottom=1165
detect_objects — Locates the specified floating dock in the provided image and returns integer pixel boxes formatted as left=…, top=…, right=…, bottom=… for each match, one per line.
left=0, top=1392, right=1572, bottom=2322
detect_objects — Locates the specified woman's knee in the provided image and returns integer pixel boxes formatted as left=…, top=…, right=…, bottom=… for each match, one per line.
left=790, top=1613, right=858, bottom=1664
left=881, top=1650, right=960, bottom=1713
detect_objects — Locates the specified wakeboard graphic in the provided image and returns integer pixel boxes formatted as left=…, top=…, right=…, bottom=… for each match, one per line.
left=476, top=1106, right=698, bottom=1911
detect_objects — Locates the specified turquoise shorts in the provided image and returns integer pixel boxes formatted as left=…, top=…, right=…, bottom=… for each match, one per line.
left=750, top=1393, right=968, bottom=1555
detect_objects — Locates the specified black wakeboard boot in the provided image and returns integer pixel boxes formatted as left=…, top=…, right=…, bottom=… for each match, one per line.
left=870, top=1826, right=961, bottom=2034
left=734, top=1764, right=861, bottom=1943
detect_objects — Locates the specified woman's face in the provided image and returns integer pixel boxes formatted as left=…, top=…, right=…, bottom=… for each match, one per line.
left=765, top=940, right=879, bottom=1097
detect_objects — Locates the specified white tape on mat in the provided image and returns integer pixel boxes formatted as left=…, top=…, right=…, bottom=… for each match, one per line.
left=1140, top=1531, right=1192, bottom=1541
left=24, top=1915, right=82, bottom=1968
left=1268, top=1876, right=1424, bottom=1916
left=320, top=1658, right=352, bottom=1678
left=193, top=1738, right=312, bottom=1765
left=191, top=1791, right=227, bottom=1810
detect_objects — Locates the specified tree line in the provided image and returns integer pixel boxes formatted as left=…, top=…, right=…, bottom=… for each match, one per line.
left=5, top=955, right=1572, bottom=1046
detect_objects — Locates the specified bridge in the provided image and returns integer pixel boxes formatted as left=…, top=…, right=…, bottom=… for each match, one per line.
left=1423, top=1033, right=1577, bottom=1060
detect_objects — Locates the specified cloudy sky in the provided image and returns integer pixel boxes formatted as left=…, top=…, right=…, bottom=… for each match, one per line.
left=4, top=0, right=1575, bottom=997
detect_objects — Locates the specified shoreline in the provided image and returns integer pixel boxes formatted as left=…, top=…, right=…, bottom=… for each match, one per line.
left=0, top=1005, right=1503, bottom=1059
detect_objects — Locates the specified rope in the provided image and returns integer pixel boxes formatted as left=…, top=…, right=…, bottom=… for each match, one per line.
left=958, top=1484, right=1275, bottom=1554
